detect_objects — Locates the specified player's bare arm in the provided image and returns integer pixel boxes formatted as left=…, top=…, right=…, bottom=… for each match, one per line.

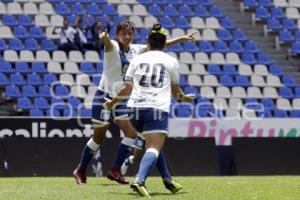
left=171, top=84, right=195, bottom=103
left=104, top=80, right=133, bottom=110
left=99, top=30, right=114, bottom=52
left=165, top=31, right=197, bottom=48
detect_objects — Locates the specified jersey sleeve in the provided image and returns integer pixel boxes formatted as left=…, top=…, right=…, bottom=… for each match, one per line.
left=124, top=59, right=136, bottom=81
left=170, top=59, right=180, bottom=84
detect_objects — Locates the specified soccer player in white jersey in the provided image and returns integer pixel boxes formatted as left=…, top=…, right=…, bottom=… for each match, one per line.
left=104, top=24, right=195, bottom=197
left=73, top=21, right=196, bottom=185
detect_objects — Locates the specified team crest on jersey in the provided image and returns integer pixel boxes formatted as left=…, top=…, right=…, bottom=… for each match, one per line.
left=100, top=110, right=111, bottom=121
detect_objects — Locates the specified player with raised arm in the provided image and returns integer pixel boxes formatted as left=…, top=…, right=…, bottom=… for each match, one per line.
left=104, top=24, right=195, bottom=197
left=73, top=21, right=196, bottom=185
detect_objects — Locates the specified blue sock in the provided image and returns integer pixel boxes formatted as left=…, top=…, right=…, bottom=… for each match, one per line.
left=156, top=150, right=172, bottom=181
left=79, top=138, right=99, bottom=172
left=137, top=148, right=159, bottom=184
left=113, top=137, right=134, bottom=169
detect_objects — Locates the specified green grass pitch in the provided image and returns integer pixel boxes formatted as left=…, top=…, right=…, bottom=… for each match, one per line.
left=0, top=176, right=300, bottom=200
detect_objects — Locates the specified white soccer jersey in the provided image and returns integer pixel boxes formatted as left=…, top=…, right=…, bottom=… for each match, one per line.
left=125, top=51, right=180, bottom=112
left=98, top=40, right=147, bottom=97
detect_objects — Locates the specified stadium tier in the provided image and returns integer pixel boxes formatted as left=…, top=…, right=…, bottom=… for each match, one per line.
left=0, top=0, right=299, bottom=118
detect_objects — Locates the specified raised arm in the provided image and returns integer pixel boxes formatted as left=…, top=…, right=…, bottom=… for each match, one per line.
left=171, top=84, right=195, bottom=103
left=99, top=30, right=114, bottom=52
left=165, top=31, right=197, bottom=48
left=103, top=80, right=133, bottom=110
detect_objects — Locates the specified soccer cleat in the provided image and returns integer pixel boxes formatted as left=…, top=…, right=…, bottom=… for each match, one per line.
left=163, top=179, right=183, bottom=193
left=73, top=167, right=87, bottom=185
left=107, top=168, right=129, bottom=184
left=130, top=183, right=150, bottom=197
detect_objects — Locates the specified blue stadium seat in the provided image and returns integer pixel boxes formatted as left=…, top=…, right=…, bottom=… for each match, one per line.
left=295, top=87, right=300, bottom=98
left=46, top=109, right=61, bottom=117
left=43, top=74, right=58, bottom=85
left=184, top=86, right=198, bottom=94
left=195, top=5, right=209, bottom=18
left=244, top=98, right=260, bottom=109
left=255, top=7, right=270, bottom=20
left=102, top=4, right=117, bottom=16
left=291, top=42, right=300, bottom=54
left=279, top=29, right=294, bottom=43
left=24, top=38, right=39, bottom=51
left=51, top=98, right=67, bottom=110
left=175, top=104, right=193, bottom=118
left=233, top=29, right=248, bottom=42
left=164, top=4, right=179, bottom=17
left=267, top=18, right=282, bottom=31
left=256, top=109, right=272, bottom=118
left=96, top=63, right=103, bottom=73
left=54, top=85, right=70, bottom=97
left=80, top=107, right=92, bottom=117
left=5, top=85, right=21, bottom=98
left=200, top=41, right=215, bottom=53
left=273, top=109, right=288, bottom=118
left=0, top=39, right=6, bottom=51
left=279, top=87, right=294, bottom=98
left=229, top=41, right=244, bottom=54
left=30, top=26, right=45, bottom=39
left=179, top=5, right=194, bottom=17
left=0, top=73, right=9, bottom=86
left=38, top=85, right=51, bottom=97
left=8, top=38, right=23, bottom=51
left=93, top=0, right=106, bottom=3
left=290, top=110, right=300, bottom=118
left=294, top=31, right=300, bottom=41
left=168, top=0, right=183, bottom=5
left=270, top=7, right=285, bottom=19
left=34, top=97, right=50, bottom=109
left=32, top=62, right=47, bottom=73
left=242, top=53, right=257, bottom=65
left=269, top=64, right=283, bottom=75
left=71, top=3, right=84, bottom=15
left=67, top=15, right=77, bottom=26
left=28, top=73, right=43, bottom=85
left=41, top=39, right=56, bottom=51
left=220, top=75, right=235, bottom=86
left=236, top=75, right=251, bottom=87
left=175, top=17, right=189, bottom=28
left=68, top=97, right=82, bottom=108
left=63, top=108, right=77, bottom=117
left=200, top=0, right=213, bottom=6
left=282, top=75, right=297, bottom=87
left=282, top=18, right=298, bottom=31
left=87, top=3, right=102, bottom=15
left=207, top=64, right=222, bottom=75
left=92, top=76, right=101, bottom=85
left=214, top=41, right=229, bottom=53
left=257, top=52, right=272, bottom=65
left=261, top=98, right=275, bottom=110
left=78, top=0, right=92, bottom=4
left=259, top=0, right=273, bottom=7
left=14, top=26, right=29, bottom=39
left=55, top=3, right=71, bottom=15
left=80, top=63, right=96, bottom=74
left=0, top=61, right=14, bottom=73
left=18, top=15, right=33, bottom=27
left=210, top=5, right=224, bottom=18
left=167, top=43, right=183, bottom=53
left=217, top=29, right=232, bottom=42
left=22, top=85, right=38, bottom=97
left=10, top=73, right=26, bottom=85
left=15, top=62, right=31, bottom=73
left=243, top=0, right=258, bottom=9
left=3, top=15, right=17, bottom=26
left=17, top=97, right=33, bottom=110
left=150, top=5, right=165, bottom=17
left=221, top=17, right=235, bottom=30
left=160, top=16, right=175, bottom=28
left=183, top=41, right=198, bottom=52
left=138, top=0, right=152, bottom=4
left=153, top=0, right=167, bottom=4
left=29, top=109, right=44, bottom=117
left=245, top=40, right=259, bottom=53
left=223, top=64, right=238, bottom=75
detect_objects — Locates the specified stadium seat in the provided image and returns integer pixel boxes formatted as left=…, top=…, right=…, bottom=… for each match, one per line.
left=38, top=85, right=51, bottom=97
left=22, top=85, right=38, bottom=97
left=34, top=97, right=50, bottom=109
left=17, top=97, right=33, bottom=110
left=15, top=62, right=31, bottom=73
left=0, top=73, right=9, bottom=86
left=28, top=73, right=43, bottom=85
left=30, top=109, right=44, bottom=117
left=24, top=38, right=39, bottom=51
left=43, top=73, right=58, bottom=85
left=10, top=73, right=26, bottom=85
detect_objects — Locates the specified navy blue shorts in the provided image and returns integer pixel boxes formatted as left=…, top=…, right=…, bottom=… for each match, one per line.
left=130, top=108, right=168, bottom=135
left=92, top=90, right=129, bottom=124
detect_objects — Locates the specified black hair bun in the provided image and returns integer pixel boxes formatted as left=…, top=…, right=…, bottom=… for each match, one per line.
left=152, top=23, right=162, bottom=31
